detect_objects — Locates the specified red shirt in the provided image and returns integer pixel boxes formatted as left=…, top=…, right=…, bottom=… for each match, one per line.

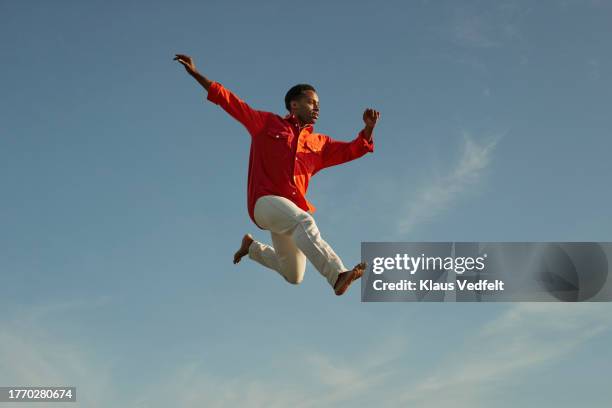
left=206, top=81, right=374, bottom=228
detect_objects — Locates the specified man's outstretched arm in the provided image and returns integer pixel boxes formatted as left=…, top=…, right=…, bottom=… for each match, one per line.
left=318, top=108, right=380, bottom=171
left=173, top=54, right=267, bottom=137
left=174, top=54, right=213, bottom=91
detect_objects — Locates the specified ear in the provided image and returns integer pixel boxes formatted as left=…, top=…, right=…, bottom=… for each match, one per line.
left=290, top=100, right=299, bottom=111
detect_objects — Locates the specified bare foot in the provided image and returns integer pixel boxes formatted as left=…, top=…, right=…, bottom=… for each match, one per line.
left=233, top=234, right=254, bottom=264
left=334, top=262, right=367, bottom=296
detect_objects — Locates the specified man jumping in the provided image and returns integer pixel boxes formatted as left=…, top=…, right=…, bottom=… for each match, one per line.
left=174, top=54, right=380, bottom=296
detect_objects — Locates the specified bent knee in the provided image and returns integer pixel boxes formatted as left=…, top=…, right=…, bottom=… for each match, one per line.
left=285, top=275, right=304, bottom=285
left=281, top=267, right=304, bottom=285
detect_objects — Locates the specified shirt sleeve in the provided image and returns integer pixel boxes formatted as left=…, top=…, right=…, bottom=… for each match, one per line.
left=206, top=81, right=268, bottom=137
left=318, top=129, right=375, bottom=171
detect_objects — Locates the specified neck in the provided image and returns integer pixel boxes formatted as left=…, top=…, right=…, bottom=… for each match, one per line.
left=290, top=113, right=310, bottom=129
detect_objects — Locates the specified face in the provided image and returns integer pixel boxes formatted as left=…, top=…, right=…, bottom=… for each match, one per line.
left=291, top=90, right=320, bottom=125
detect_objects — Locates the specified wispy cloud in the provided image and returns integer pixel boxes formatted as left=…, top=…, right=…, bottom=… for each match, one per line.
left=398, top=132, right=501, bottom=234
left=444, top=3, right=527, bottom=49
left=3, top=299, right=611, bottom=408
left=133, top=334, right=408, bottom=408
left=131, top=363, right=304, bottom=408
left=0, top=298, right=116, bottom=408
left=296, top=335, right=406, bottom=408
left=2, top=297, right=406, bottom=408
left=451, top=12, right=501, bottom=48
left=392, top=303, right=612, bottom=407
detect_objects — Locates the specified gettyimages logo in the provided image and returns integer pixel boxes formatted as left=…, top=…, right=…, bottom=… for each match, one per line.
left=361, top=242, right=611, bottom=302
left=371, top=253, right=487, bottom=275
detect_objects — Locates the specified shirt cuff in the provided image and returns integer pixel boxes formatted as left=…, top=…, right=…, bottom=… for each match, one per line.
left=206, top=81, right=223, bottom=104
left=358, top=129, right=375, bottom=153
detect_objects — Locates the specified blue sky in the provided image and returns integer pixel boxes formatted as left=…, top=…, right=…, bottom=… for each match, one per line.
left=1, top=0, right=611, bottom=406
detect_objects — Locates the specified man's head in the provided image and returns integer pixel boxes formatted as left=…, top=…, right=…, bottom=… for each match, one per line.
left=284, top=84, right=319, bottom=125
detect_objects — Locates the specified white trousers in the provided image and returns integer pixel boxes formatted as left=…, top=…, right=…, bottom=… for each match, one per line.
left=248, top=195, right=346, bottom=287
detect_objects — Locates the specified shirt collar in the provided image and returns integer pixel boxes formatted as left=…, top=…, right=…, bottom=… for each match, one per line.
left=284, top=113, right=314, bottom=132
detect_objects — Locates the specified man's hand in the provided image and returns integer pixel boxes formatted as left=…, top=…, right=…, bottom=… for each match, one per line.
left=363, top=108, right=380, bottom=129
left=174, top=54, right=197, bottom=75
left=173, top=53, right=212, bottom=91
left=361, top=108, right=380, bottom=142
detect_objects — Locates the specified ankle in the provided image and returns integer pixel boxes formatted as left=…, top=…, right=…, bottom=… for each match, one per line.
left=333, top=272, right=345, bottom=289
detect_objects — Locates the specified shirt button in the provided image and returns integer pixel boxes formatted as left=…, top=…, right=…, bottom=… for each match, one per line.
left=292, top=192, right=296, bottom=195
left=276, top=135, right=280, bottom=138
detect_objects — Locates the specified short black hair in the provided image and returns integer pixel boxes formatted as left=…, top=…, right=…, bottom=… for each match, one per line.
left=284, top=84, right=316, bottom=112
